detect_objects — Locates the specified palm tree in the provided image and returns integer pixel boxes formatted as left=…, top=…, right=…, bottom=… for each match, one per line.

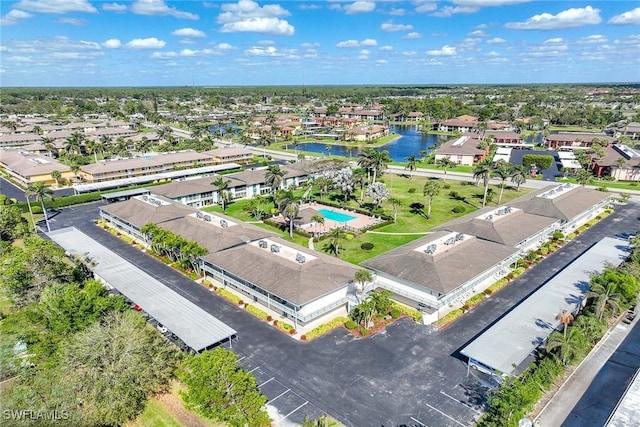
left=354, top=269, right=373, bottom=297
left=436, top=156, right=456, bottom=182
left=51, top=170, right=62, bottom=187
left=211, top=176, right=231, bottom=211
left=388, top=197, right=402, bottom=223
left=282, top=198, right=300, bottom=239
left=575, top=169, right=593, bottom=186
left=419, top=149, right=429, bottom=161
left=492, top=160, right=511, bottom=204
left=352, top=168, right=368, bottom=203
left=64, top=131, right=84, bottom=156
left=70, top=164, right=81, bottom=182
left=473, top=161, right=493, bottom=207
left=325, top=227, right=345, bottom=257
left=311, top=214, right=324, bottom=234
left=509, top=164, right=527, bottom=191
left=41, top=137, right=55, bottom=158
left=423, top=180, right=441, bottom=219
left=26, top=182, right=53, bottom=233
left=358, top=149, right=390, bottom=183
left=264, top=165, right=287, bottom=193
left=325, top=144, right=332, bottom=157
left=405, top=155, right=417, bottom=177
left=556, top=309, right=574, bottom=338
left=587, top=278, right=622, bottom=321
left=85, top=139, right=98, bottom=163
left=546, top=326, right=585, bottom=365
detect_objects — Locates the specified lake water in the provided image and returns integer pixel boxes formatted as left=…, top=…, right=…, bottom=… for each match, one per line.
left=297, top=125, right=448, bottom=161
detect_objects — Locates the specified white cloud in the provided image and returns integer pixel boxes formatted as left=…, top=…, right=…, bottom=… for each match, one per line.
left=5, top=36, right=104, bottom=64
left=172, top=28, right=206, bottom=38
left=337, top=39, right=360, bottom=48
left=505, top=6, right=601, bottom=30
left=336, top=38, right=376, bottom=48
left=13, top=0, right=97, bottom=14
left=608, top=7, right=640, bottom=25
left=614, top=35, right=640, bottom=45
left=403, top=32, right=422, bottom=40
left=432, top=5, right=479, bottom=17
left=380, top=45, right=394, bottom=51
left=218, top=0, right=294, bottom=35
left=468, top=30, right=487, bottom=37
left=131, top=0, right=198, bottom=20
left=576, top=35, right=607, bottom=45
left=402, top=50, right=417, bottom=57
left=389, top=8, right=406, bottom=16
left=245, top=46, right=280, bottom=56
left=126, top=37, right=166, bottom=50
left=543, top=38, right=564, bottom=44
left=343, top=1, right=376, bottom=15
left=217, top=43, right=234, bottom=50
left=426, top=45, right=457, bottom=56
left=301, top=42, right=320, bottom=49
left=414, top=1, right=437, bottom=14
left=375, top=59, right=388, bottom=65
left=487, top=37, right=506, bottom=44
left=453, top=0, right=531, bottom=6
left=381, top=21, right=413, bottom=32
left=102, top=3, right=127, bottom=12
left=151, top=49, right=217, bottom=59
left=57, top=17, right=84, bottom=25
left=102, top=39, right=121, bottom=49
left=0, top=9, right=33, bottom=25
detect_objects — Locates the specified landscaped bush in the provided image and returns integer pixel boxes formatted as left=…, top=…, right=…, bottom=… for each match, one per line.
left=452, top=205, right=466, bottom=213
left=463, top=293, right=486, bottom=310
left=408, top=188, right=416, bottom=193
left=434, top=308, right=464, bottom=327
left=539, top=247, right=549, bottom=256
left=360, top=242, right=374, bottom=251
left=302, top=317, right=350, bottom=340
left=246, top=304, right=270, bottom=321
left=359, top=327, right=370, bottom=336
left=443, top=183, right=451, bottom=189
left=522, top=154, right=554, bottom=169
left=390, top=308, right=401, bottom=319
left=449, top=190, right=459, bottom=198
left=344, top=319, right=357, bottom=330
left=511, top=266, right=526, bottom=278
left=216, top=287, right=243, bottom=305
left=552, top=231, right=565, bottom=240
left=390, top=302, right=423, bottom=322
left=486, top=278, right=509, bottom=294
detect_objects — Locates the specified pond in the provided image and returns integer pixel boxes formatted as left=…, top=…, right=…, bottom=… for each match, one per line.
left=296, top=125, right=448, bottom=162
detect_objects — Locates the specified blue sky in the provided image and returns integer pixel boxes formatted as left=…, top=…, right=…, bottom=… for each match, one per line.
left=1, top=0, right=639, bottom=87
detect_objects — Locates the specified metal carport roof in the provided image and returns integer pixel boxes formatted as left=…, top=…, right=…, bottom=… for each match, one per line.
left=48, top=227, right=236, bottom=352
left=461, top=237, right=631, bottom=377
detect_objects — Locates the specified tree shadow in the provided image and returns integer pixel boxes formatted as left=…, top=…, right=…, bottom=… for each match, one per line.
left=409, top=202, right=428, bottom=219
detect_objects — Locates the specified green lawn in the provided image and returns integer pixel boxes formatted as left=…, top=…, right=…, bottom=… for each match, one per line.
left=131, top=400, right=183, bottom=427
left=213, top=173, right=531, bottom=265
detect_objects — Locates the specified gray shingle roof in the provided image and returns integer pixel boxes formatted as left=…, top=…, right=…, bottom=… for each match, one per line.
left=362, top=231, right=518, bottom=295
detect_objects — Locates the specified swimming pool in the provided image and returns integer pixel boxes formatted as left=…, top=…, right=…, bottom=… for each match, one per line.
left=318, top=208, right=356, bottom=223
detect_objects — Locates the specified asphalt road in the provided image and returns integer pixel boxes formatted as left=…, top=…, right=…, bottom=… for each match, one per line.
left=43, top=201, right=640, bottom=426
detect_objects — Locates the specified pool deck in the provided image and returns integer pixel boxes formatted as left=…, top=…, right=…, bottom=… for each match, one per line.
left=273, top=202, right=383, bottom=234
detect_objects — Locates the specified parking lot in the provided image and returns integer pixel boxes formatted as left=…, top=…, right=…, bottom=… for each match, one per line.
left=42, top=200, right=640, bottom=426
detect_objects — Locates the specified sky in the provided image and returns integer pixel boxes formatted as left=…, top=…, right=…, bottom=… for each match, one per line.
left=1, top=0, right=639, bottom=87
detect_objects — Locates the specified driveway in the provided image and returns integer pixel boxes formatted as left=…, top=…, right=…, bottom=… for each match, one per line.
left=508, top=149, right=562, bottom=181
left=45, top=201, right=640, bottom=426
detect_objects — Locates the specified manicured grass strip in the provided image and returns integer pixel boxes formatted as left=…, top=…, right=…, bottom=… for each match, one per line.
left=132, top=399, right=183, bottom=427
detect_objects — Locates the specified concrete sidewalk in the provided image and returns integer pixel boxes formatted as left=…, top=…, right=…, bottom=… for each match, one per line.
left=533, top=315, right=639, bottom=426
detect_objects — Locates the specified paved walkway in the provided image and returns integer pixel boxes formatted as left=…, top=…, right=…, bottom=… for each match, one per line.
left=534, top=315, right=639, bottom=426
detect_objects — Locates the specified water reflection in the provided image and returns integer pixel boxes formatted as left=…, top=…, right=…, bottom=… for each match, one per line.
left=296, top=125, right=448, bottom=161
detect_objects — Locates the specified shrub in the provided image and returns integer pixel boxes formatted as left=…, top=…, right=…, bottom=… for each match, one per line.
left=434, top=308, right=464, bottom=327
left=553, top=231, right=565, bottom=240
left=449, top=190, right=459, bottom=198
left=539, top=247, right=549, bottom=256
left=512, top=266, right=526, bottom=278
left=303, top=317, right=350, bottom=340
left=344, top=319, right=357, bottom=330
left=360, top=242, right=374, bottom=251
left=246, top=304, right=270, bottom=321
left=289, top=329, right=296, bottom=335
left=359, top=327, right=370, bottom=337
left=443, top=183, right=451, bottom=189
left=452, top=205, right=466, bottom=214
left=390, top=302, right=423, bottom=322
left=390, top=308, right=401, bottom=319
left=522, top=154, right=554, bottom=169
left=301, top=335, right=307, bottom=341
left=408, top=188, right=416, bottom=193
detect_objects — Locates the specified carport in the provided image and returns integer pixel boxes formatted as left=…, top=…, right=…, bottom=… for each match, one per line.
left=48, top=227, right=237, bottom=352
left=101, top=188, right=150, bottom=203
left=461, top=236, right=631, bottom=382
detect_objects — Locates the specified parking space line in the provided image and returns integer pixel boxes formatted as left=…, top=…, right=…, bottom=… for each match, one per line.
left=425, top=403, right=467, bottom=427
left=410, top=416, right=427, bottom=426
left=248, top=366, right=260, bottom=373
left=280, top=401, right=308, bottom=423
left=440, top=390, right=482, bottom=414
left=269, top=388, right=290, bottom=403
left=258, top=377, right=275, bottom=388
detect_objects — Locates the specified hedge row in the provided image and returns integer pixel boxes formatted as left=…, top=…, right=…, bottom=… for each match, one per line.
left=303, top=316, right=350, bottom=340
